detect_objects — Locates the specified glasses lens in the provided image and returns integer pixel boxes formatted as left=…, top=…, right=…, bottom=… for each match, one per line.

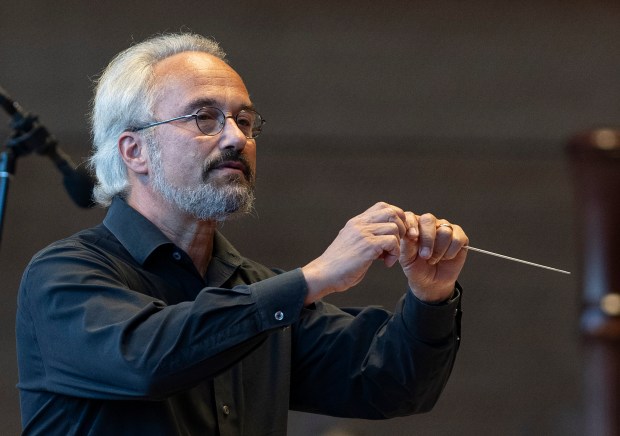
left=236, top=109, right=263, bottom=138
left=196, top=107, right=224, bottom=135
left=195, top=107, right=264, bottom=138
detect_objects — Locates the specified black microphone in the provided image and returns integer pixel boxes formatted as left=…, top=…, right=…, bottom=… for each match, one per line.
left=0, top=87, right=20, bottom=118
left=0, top=86, right=96, bottom=208
left=48, top=148, right=96, bottom=209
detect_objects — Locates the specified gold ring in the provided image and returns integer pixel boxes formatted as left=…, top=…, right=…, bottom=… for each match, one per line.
left=438, top=223, right=453, bottom=230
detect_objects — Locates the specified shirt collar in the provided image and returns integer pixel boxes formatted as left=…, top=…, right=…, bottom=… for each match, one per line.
left=103, top=197, right=245, bottom=284
left=103, top=196, right=173, bottom=265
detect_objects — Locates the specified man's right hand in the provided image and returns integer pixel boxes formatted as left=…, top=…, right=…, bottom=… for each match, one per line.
left=301, top=202, right=408, bottom=305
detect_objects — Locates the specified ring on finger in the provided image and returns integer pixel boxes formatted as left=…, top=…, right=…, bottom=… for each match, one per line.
left=437, top=223, right=453, bottom=230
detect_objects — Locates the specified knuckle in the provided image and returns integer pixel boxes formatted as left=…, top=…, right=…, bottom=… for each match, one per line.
left=387, top=210, right=401, bottom=225
left=420, top=213, right=436, bottom=224
left=346, top=216, right=360, bottom=227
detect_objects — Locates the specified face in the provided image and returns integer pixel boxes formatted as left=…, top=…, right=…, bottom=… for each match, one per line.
left=145, top=51, right=258, bottom=221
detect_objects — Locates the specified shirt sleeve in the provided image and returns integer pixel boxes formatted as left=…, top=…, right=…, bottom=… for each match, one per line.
left=289, top=286, right=462, bottom=418
left=16, top=241, right=307, bottom=400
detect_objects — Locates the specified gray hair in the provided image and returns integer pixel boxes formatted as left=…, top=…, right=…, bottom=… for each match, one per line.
left=89, top=33, right=226, bottom=206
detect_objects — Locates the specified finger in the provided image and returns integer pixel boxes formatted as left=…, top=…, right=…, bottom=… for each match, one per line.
left=442, top=224, right=469, bottom=260
left=373, top=234, right=401, bottom=267
left=366, top=201, right=406, bottom=220
left=359, top=205, right=407, bottom=238
left=404, top=211, right=419, bottom=239
left=384, top=248, right=401, bottom=268
left=417, top=213, right=437, bottom=259
left=382, top=252, right=399, bottom=268
left=429, top=220, right=454, bottom=264
left=365, top=222, right=406, bottom=237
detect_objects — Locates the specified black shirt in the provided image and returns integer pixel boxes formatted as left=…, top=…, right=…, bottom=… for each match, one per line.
left=16, top=197, right=462, bottom=435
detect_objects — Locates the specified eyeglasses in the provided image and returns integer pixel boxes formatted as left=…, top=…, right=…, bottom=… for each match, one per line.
left=131, top=107, right=265, bottom=139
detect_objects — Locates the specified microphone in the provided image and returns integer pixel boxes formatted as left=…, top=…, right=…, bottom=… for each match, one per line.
left=0, top=86, right=96, bottom=208
left=0, top=87, right=20, bottom=118
left=47, top=148, right=96, bottom=209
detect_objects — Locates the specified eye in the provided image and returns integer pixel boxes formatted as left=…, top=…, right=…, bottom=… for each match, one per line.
left=196, top=108, right=221, bottom=122
left=194, top=107, right=224, bottom=135
left=236, top=110, right=256, bottom=127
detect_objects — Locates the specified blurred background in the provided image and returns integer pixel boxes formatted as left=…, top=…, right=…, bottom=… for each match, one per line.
left=1, top=1, right=619, bottom=434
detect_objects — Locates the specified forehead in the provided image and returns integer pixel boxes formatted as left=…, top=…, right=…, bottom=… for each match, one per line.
left=151, top=51, right=251, bottom=114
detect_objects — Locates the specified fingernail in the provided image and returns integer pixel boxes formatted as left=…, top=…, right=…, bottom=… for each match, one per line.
left=420, top=247, right=431, bottom=258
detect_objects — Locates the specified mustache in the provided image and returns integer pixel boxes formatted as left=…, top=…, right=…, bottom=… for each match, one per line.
left=203, top=149, right=254, bottom=181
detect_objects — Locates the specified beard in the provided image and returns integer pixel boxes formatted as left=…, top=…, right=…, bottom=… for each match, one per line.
left=146, top=136, right=256, bottom=222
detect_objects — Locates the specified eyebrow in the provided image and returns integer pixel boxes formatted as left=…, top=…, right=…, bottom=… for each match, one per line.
left=182, top=97, right=256, bottom=114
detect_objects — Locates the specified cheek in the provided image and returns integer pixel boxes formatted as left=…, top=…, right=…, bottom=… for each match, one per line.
left=159, top=135, right=211, bottom=171
left=156, top=145, right=204, bottom=184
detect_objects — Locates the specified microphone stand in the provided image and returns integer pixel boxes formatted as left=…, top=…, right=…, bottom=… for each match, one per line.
left=0, top=86, right=95, bottom=248
left=0, top=146, right=16, bottom=247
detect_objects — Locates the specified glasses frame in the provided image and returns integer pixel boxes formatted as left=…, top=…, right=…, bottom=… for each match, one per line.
left=130, top=106, right=265, bottom=139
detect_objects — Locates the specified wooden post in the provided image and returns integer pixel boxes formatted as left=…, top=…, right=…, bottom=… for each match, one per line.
left=567, top=128, right=620, bottom=436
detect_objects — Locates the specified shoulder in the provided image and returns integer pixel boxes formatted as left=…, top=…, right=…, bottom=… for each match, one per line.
left=27, top=224, right=119, bottom=266
left=20, top=224, right=127, bottom=293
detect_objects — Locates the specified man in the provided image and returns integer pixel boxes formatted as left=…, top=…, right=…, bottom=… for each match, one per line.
left=16, top=33, right=468, bottom=435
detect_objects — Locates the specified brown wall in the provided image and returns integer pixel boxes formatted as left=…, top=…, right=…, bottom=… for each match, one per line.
left=1, top=1, right=619, bottom=434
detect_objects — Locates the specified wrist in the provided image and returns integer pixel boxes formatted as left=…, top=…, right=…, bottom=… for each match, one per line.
left=409, top=282, right=457, bottom=304
left=301, top=262, right=333, bottom=305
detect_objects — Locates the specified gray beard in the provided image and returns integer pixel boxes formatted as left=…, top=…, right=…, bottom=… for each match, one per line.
left=147, top=138, right=255, bottom=222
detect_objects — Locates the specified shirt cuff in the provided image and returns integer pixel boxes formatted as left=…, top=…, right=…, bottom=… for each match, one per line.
left=251, top=268, right=308, bottom=330
left=400, top=283, right=462, bottom=343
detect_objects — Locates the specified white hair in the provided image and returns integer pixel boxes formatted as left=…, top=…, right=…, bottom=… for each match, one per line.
left=89, top=33, right=226, bottom=206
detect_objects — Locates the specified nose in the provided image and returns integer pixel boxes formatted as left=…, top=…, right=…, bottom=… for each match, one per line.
left=218, top=116, right=248, bottom=151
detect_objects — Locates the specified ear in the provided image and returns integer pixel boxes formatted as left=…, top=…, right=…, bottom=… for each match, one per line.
left=118, top=132, right=149, bottom=176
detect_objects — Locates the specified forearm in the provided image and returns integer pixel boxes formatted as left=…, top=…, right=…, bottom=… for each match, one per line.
left=290, top=287, right=462, bottom=418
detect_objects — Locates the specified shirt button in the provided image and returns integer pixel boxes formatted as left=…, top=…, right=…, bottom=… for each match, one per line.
left=172, top=251, right=182, bottom=261
left=222, top=405, right=231, bottom=415
left=274, top=311, right=284, bottom=321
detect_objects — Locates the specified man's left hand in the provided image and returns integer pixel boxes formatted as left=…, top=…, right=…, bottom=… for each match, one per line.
left=399, top=212, right=469, bottom=303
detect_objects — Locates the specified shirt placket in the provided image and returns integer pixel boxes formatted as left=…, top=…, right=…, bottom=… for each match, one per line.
left=213, top=368, right=242, bottom=435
